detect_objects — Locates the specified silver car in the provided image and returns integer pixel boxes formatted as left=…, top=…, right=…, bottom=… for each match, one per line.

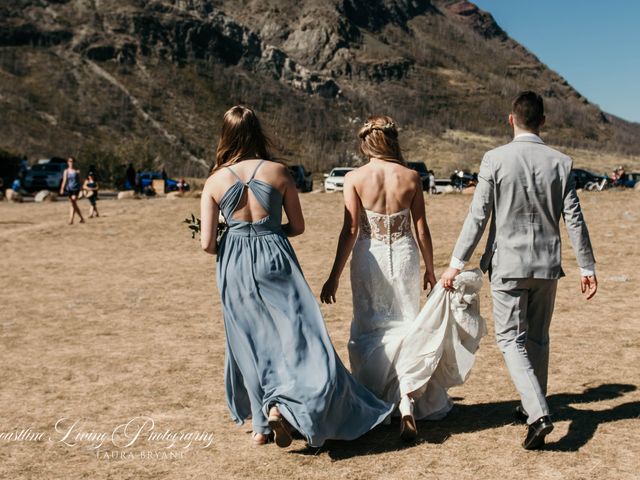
left=323, top=167, right=355, bottom=192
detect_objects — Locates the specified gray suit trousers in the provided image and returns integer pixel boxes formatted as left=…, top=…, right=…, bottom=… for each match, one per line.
left=491, top=276, right=558, bottom=424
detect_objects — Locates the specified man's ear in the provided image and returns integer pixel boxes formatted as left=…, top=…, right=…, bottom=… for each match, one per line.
left=508, top=113, right=515, bottom=128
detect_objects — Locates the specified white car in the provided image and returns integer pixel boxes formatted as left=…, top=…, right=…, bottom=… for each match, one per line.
left=323, top=167, right=355, bottom=192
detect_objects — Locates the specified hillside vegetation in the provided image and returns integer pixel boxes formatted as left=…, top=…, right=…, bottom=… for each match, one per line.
left=1, top=0, right=638, bottom=181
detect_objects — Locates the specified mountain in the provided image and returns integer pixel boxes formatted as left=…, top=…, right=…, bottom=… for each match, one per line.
left=1, top=0, right=639, bottom=182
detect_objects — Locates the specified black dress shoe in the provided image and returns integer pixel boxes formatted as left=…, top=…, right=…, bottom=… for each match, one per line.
left=514, top=405, right=528, bottom=424
left=523, top=416, right=554, bottom=450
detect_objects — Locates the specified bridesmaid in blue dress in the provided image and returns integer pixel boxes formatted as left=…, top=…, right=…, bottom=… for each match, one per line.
left=200, top=106, right=393, bottom=448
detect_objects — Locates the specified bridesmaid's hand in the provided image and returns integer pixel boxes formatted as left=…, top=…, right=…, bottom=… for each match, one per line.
left=581, top=274, right=598, bottom=300
left=320, top=277, right=339, bottom=304
left=424, top=270, right=437, bottom=292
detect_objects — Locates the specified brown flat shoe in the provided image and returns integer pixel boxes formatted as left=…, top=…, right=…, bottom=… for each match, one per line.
left=268, top=407, right=293, bottom=448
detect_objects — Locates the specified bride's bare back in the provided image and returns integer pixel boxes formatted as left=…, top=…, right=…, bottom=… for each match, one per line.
left=348, top=159, right=420, bottom=214
left=320, top=157, right=436, bottom=305
left=321, top=116, right=436, bottom=304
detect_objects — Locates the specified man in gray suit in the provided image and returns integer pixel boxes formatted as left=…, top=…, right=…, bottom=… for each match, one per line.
left=441, top=91, right=597, bottom=450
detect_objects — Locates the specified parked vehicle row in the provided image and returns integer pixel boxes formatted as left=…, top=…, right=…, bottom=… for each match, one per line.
left=123, top=172, right=190, bottom=193
left=323, top=161, right=436, bottom=192
left=9, top=157, right=638, bottom=197
left=570, top=168, right=640, bottom=191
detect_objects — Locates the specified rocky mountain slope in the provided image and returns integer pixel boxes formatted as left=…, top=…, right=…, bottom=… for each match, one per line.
left=1, top=0, right=638, bottom=180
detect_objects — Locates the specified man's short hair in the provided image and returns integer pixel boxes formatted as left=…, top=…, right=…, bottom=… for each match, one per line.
left=511, top=91, right=544, bottom=130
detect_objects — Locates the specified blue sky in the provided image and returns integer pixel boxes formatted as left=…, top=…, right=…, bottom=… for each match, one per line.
left=472, top=0, right=640, bottom=123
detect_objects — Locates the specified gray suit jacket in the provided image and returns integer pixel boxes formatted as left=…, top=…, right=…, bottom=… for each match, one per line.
left=452, top=136, right=595, bottom=279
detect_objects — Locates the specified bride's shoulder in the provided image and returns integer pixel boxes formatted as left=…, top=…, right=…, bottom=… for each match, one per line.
left=349, top=164, right=371, bottom=176
left=397, top=163, right=420, bottom=182
left=344, top=165, right=369, bottom=184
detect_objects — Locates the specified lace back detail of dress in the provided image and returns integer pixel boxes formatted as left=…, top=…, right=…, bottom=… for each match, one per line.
left=358, top=208, right=413, bottom=278
left=358, top=209, right=412, bottom=244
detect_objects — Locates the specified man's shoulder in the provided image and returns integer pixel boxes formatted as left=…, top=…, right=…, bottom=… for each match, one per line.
left=485, top=142, right=513, bottom=158
left=483, top=142, right=516, bottom=164
left=486, top=140, right=572, bottom=164
left=540, top=144, right=572, bottom=163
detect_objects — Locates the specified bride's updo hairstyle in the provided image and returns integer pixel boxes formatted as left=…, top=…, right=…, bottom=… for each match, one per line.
left=212, top=105, right=273, bottom=172
left=357, top=115, right=404, bottom=164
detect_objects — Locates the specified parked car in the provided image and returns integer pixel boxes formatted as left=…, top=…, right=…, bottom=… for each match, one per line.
left=0, top=149, right=22, bottom=192
left=323, top=167, right=355, bottom=192
left=407, top=161, right=430, bottom=190
left=450, top=170, right=477, bottom=190
left=124, top=171, right=190, bottom=193
left=288, top=165, right=313, bottom=192
left=38, top=157, right=67, bottom=165
left=433, top=178, right=452, bottom=193
left=22, top=157, right=67, bottom=192
left=571, top=168, right=607, bottom=190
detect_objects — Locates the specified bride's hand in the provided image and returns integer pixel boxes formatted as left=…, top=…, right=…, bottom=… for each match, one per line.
left=320, top=277, right=339, bottom=304
left=424, top=270, right=437, bottom=292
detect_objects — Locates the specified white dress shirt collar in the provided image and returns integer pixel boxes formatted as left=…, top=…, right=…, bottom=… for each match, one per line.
left=514, top=132, right=543, bottom=142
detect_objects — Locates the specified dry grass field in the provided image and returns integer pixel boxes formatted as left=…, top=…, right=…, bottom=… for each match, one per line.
left=0, top=189, right=638, bottom=479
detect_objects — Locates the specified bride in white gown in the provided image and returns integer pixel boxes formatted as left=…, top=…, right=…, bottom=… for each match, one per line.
left=321, top=115, right=486, bottom=439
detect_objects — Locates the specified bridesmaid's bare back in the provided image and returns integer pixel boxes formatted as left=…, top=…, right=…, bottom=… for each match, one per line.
left=209, top=159, right=290, bottom=223
left=349, top=160, right=420, bottom=214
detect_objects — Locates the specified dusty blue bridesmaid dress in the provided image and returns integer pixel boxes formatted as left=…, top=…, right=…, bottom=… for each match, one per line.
left=215, top=160, right=393, bottom=447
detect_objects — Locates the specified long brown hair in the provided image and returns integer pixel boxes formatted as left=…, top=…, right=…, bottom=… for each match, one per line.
left=212, top=105, right=272, bottom=172
left=357, top=115, right=404, bottom=164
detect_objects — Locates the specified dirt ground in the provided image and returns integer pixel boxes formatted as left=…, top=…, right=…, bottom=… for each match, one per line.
left=0, top=189, right=638, bottom=479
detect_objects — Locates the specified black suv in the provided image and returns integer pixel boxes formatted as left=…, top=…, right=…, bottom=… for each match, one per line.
left=288, top=165, right=313, bottom=192
left=571, top=168, right=606, bottom=190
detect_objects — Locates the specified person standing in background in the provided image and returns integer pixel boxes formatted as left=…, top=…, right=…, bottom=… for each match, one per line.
left=126, top=163, right=136, bottom=191
left=428, top=170, right=436, bottom=194
left=83, top=171, right=100, bottom=218
left=19, top=157, right=28, bottom=179
left=59, top=157, right=85, bottom=225
left=162, top=167, right=168, bottom=193
left=88, top=164, right=99, bottom=181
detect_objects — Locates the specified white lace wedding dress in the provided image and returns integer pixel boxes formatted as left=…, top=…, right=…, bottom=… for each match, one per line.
left=349, top=208, right=487, bottom=420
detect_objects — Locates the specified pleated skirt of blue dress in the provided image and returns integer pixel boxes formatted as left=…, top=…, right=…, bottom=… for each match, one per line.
left=216, top=228, right=393, bottom=447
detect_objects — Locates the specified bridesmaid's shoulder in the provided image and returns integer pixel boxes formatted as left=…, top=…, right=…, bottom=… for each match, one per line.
left=261, top=160, right=291, bottom=183
left=264, top=160, right=289, bottom=174
left=205, top=168, right=226, bottom=183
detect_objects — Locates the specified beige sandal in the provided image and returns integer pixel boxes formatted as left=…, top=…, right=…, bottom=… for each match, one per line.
left=268, top=406, right=293, bottom=448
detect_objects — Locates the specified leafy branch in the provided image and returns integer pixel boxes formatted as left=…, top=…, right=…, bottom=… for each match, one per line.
left=183, top=213, right=201, bottom=239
